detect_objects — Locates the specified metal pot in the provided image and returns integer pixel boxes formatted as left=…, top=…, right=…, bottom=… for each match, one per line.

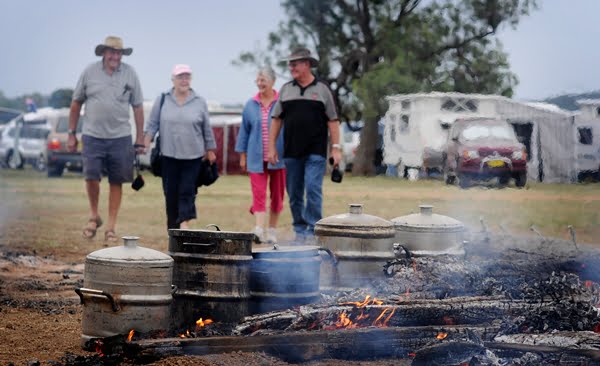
left=168, top=226, right=254, bottom=328
left=390, top=205, right=465, bottom=256
left=250, top=244, right=321, bottom=314
left=315, top=204, right=396, bottom=291
left=76, top=236, right=174, bottom=348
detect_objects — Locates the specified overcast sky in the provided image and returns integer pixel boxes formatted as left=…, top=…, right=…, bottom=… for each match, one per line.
left=1, top=1, right=598, bottom=106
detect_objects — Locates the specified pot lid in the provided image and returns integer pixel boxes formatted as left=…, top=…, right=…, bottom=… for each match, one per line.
left=86, top=236, right=173, bottom=265
left=314, top=204, right=395, bottom=238
left=252, top=245, right=320, bottom=259
left=391, top=205, right=464, bottom=231
left=169, top=225, right=255, bottom=241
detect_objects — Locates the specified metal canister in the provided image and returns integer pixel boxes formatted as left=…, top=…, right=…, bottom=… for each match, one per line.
left=250, top=245, right=321, bottom=314
left=315, top=204, right=396, bottom=291
left=76, top=236, right=174, bottom=348
left=390, top=204, right=466, bottom=256
left=168, top=226, right=253, bottom=328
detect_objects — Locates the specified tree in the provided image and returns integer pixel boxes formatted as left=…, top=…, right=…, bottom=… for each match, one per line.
left=236, top=0, right=537, bottom=175
left=49, top=88, right=73, bottom=109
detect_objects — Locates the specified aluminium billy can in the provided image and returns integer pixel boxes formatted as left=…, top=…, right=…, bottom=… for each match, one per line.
left=314, top=204, right=396, bottom=291
left=250, top=244, right=321, bottom=314
left=168, top=226, right=254, bottom=328
left=390, top=204, right=466, bottom=256
left=76, top=236, right=174, bottom=348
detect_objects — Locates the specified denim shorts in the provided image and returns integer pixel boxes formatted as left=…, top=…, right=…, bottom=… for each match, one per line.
left=82, top=135, right=134, bottom=183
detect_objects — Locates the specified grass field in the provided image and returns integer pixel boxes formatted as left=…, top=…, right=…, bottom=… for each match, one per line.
left=0, top=168, right=599, bottom=259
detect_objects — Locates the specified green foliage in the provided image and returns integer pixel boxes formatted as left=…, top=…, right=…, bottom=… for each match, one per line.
left=48, top=88, right=73, bottom=108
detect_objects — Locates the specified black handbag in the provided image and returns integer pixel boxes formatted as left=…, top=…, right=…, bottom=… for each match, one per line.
left=150, top=135, right=162, bottom=177
left=149, top=93, right=166, bottom=177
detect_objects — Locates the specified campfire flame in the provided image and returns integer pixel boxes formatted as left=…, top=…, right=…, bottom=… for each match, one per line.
left=436, top=332, right=448, bottom=340
left=340, top=295, right=383, bottom=307
left=178, top=316, right=214, bottom=338
left=127, top=329, right=134, bottom=342
left=330, top=295, right=396, bottom=329
left=93, top=339, right=105, bottom=357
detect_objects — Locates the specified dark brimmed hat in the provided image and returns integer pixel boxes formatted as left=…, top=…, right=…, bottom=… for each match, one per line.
left=282, top=47, right=318, bottom=67
left=95, top=36, right=133, bottom=56
left=196, top=160, right=219, bottom=187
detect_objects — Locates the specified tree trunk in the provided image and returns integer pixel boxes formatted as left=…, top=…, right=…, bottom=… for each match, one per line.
left=351, top=117, right=379, bottom=176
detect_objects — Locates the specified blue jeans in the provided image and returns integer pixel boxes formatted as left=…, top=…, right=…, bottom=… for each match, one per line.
left=284, top=154, right=327, bottom=236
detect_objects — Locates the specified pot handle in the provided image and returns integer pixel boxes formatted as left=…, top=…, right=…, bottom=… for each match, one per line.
left=183, top=242, right=216, bottom=247
left=75, top=287, right=120, bottom=312
left=318, top=247, right=338, bottom=266
left=171, top=284, right=178, bottom=295
left=206, top=224, right=221, bottom=231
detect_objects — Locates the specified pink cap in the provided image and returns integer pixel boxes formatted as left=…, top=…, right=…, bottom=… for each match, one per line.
left=172, top=64, right=192, bottom=76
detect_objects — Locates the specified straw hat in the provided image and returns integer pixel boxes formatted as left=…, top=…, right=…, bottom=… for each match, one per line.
left=94, top=36, right=133, bottom=56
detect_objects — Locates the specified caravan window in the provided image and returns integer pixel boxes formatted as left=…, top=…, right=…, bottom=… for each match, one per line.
left=441, top=97, right=478, bottom=112
left=578, top=127, right=593, bottom=145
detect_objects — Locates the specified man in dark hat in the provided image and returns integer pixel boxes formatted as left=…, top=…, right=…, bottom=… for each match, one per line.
left=67, top=35, right=145, bottom=242
left=268, top=47, right=342, bottom=243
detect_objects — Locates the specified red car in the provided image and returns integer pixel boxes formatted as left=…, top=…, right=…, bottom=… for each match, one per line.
left=442, top=118, right=528, bottom=188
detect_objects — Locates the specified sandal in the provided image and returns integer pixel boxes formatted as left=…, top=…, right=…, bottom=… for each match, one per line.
left=104, top=230, right=118, bottom=243
left=82, top=217, right=103, bottom=239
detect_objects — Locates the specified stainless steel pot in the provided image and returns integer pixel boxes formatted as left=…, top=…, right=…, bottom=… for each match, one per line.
left=250, top=244, right=321, bottom=314
left=76, top=236, right=174, bottom=348
left=315, top=204, right=396, bottom=291
left=390, top=205, right=465, bottom=256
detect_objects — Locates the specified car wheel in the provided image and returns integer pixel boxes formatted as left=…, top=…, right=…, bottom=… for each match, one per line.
left=444, top=170, right=456, bottom=185
left=498, top=175, right=510, bottom=186
left=514, top=171, right=527, bottom=188
left=458, top=174, right=471, bottom=189
left=6, top=150, right=24, bottom=169
left=35, top=154, right=47, bottom=171
left=47, top=163, right=65, bottom=177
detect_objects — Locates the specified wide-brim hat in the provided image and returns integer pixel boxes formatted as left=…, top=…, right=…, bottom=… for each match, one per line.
left=282, top=47, right=318, bottom=67
left=197, top=160, right=219, bottom=187
left=95, top=36, right=133, bottom=56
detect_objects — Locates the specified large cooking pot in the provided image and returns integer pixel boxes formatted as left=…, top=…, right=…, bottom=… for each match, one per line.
left=390, top=205, right=465, bottom=256
left=315, top=204, right=396, bottom=291
left=76, top=236, right=173, bottom=348
left=250, top=244, right=321, bottom=314
left=168, top=226, right=254, bottom=328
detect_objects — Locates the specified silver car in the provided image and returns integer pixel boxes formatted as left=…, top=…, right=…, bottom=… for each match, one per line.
left=0, top=117, right=50, bottom=170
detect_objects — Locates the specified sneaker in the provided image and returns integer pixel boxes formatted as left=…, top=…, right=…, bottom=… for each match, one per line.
left=253, top=226, right=264, bottom=243
left=266, top=228, right=277, bottom=244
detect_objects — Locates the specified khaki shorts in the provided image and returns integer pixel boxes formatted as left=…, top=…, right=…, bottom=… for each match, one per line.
left=82, top=135, right=134, bottom=183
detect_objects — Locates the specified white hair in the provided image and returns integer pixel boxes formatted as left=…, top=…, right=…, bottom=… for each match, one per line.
left=257, top=66, right=276, bottom=82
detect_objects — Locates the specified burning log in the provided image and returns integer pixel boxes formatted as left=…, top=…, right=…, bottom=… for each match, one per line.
left=234, top=297, right=552, bottom=335
left=131, top=325, right=499, bottom=363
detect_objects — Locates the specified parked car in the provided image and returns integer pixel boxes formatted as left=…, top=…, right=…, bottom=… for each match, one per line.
left=442, top=118, right=528, bottom=188
left=46, top=110, right=85, bottom=177
left=0, top=107, right=22, bottom=133
left=0, top=117, right=50, bottom=170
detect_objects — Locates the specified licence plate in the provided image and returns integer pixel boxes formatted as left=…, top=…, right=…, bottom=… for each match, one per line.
left=487, top=160, right=505, bottom=168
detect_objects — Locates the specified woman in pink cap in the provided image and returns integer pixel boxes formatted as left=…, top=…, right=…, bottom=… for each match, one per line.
left=144, top=64, right=217, bottom=230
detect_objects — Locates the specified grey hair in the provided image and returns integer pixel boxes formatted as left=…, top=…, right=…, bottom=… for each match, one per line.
left=257, top=66, right=276, bottom=82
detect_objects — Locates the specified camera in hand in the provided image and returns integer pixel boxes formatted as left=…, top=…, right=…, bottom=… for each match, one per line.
left=329, top=157, right=343, bottom=183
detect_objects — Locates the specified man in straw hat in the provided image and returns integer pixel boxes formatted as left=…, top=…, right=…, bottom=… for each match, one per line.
left=67, top=35, right=145, bottom=242
left=268, top=47, right=342, bottom=243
